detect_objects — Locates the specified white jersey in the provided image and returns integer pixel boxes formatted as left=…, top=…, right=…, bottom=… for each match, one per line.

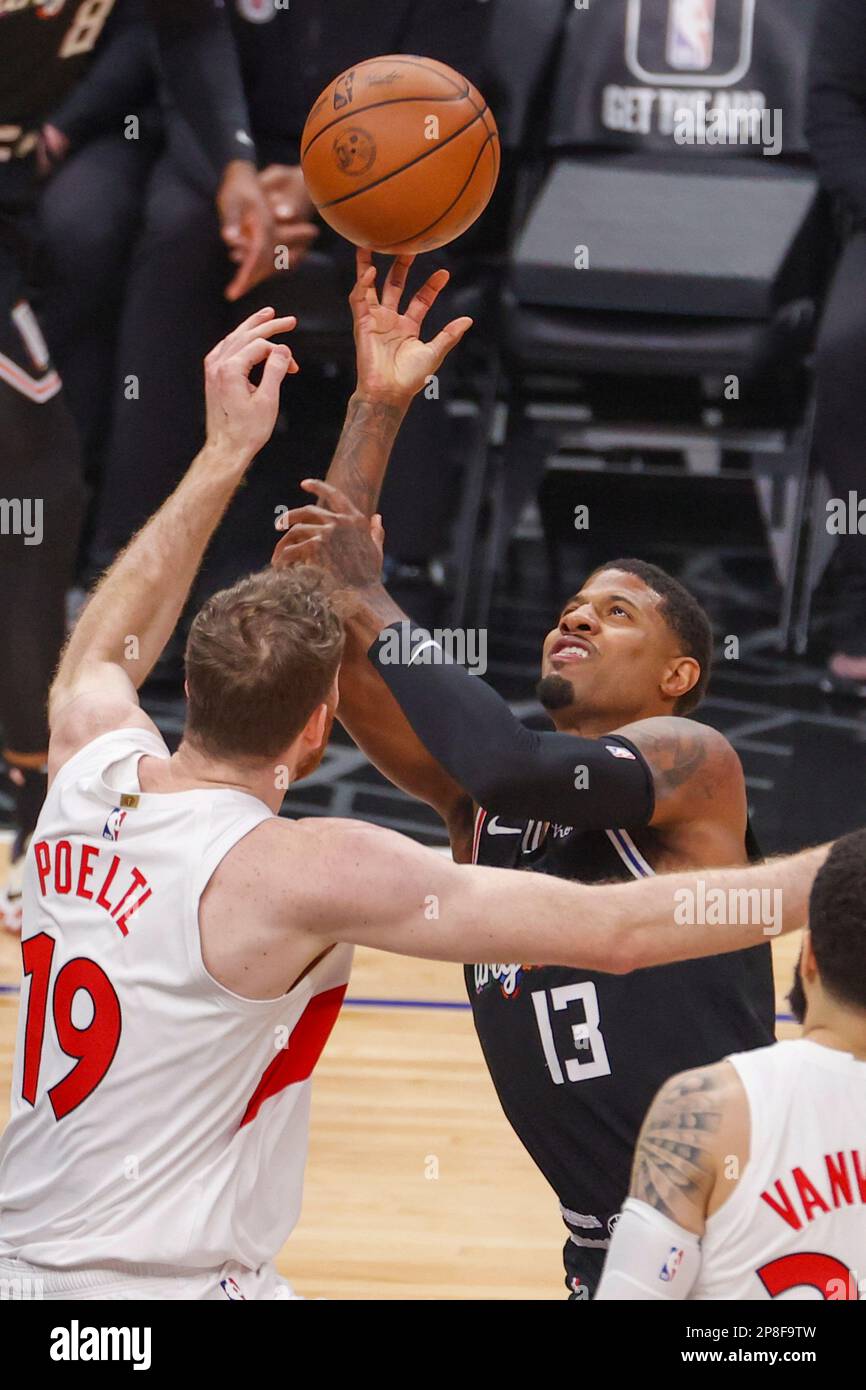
left=694, top=1039, right=866, bottom=1300
left=0, top=728, right=352, bottom=1273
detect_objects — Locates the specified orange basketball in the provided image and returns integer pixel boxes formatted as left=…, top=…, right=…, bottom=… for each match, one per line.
left=300, top=55, right=500, bottom=254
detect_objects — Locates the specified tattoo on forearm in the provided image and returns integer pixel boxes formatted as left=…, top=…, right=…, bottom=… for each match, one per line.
left=327, top=398, right=404, bottom=515
left=632, top=1068, right=722, bottom=1222
left=352, top=585, right=406, bottom=628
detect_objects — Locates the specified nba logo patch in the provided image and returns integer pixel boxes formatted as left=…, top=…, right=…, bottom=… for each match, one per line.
left=220, top=1277, right=246, bottom=1300
left=102, top=808, right=127, bottom=843
left=667, top=0, right=716, bottom=71
left=660, top=1246, right=684, bottom=1282
left=605, top=745, right=636, bottom=760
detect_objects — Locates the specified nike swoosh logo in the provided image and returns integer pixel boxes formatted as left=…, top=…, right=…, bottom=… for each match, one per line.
left=487, top=818, right=521, bottom=836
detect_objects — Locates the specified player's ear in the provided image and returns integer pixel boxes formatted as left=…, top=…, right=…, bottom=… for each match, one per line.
left=660, top=656, right=700, bottom=704
left=800, top=929, right=819, bottom=981
left=301, top=701, right=328, bottom=748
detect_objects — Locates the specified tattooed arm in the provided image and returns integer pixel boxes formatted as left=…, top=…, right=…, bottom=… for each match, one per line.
left=274, top=487, right=474, bottom=849
left=272, top=251, right=475, bottom=851
left=325, top=248, right=473, bottom=513
left=614, top=717, right=748, bottom=856
left=630, top=1061, right=749, bottom=1233
left=595, top=1061, right=750, bottom=1300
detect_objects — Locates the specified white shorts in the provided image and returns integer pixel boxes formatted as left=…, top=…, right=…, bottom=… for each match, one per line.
left=0, top=1256, right=299, bottom=1301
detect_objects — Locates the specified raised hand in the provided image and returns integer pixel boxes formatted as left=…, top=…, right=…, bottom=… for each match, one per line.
left=204, top=307, right=299, bottom=465
left=272, top=479, right=385, bottom=589
left=350, top=248, right=473, bottom=406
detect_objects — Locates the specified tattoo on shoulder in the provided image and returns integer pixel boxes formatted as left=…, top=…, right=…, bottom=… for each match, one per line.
left=632, top=1067, right=724, bottom=1221
left=638, top=724, right=711, bottom=800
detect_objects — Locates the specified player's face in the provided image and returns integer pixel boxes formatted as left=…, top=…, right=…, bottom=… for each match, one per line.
left=538, top=571, right=676, bottom=724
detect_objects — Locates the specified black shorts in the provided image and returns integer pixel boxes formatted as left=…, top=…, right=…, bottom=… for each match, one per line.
left=564, top=1234, right=608, bottom=1302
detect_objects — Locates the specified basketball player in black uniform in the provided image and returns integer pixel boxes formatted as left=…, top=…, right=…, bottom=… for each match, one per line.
left=272, top=251, right=776, bottom=1298
left=0, top=0, right=271, bottom=927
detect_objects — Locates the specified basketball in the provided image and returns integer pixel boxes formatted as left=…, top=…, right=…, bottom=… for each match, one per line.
left=300, top=55, right=501, bottom=254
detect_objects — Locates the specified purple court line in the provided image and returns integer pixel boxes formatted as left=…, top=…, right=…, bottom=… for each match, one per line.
left=344, top=997, right=470, bottom=1011
left=0, top=981, right=796, bottom=1023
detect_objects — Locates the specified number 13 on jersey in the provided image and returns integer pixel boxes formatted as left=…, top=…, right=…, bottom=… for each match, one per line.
left=531, top=982, right=612, bottom=1084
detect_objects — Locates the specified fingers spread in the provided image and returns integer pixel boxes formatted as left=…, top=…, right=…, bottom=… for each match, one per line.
left=428, top=316, right=474, bottom=363
left=351, top=252, right=377, bottom=303
left=405, top=268, right=450, bottom=327
left=381, top=254, right=415, bottom=310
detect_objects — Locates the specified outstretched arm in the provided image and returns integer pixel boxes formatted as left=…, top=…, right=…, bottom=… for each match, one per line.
left=274, top=251, right=475, bottom=839
left=289, top=820, right=827, bottom=973
left=49, top=309, right=298, bottom=778
left=325, top=249, right=472, bottom=511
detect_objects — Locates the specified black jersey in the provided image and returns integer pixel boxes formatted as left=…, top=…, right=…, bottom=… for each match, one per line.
left=1, top=1, right=251, bottom=176
left=0, top=0, right=119, bottom=158
left=469, top=808, right=775, bottom=1289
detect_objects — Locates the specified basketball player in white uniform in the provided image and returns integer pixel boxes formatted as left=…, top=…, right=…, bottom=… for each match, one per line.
left=0, top=284, right=828, bottom=1300
left=597, top=827, right=866, bottom=1301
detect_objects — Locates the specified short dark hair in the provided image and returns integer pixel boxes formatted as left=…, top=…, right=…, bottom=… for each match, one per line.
left=590, top=558, right=713, bottom=714
left=184, top=566, right=344, bottom=763
left=807, top=830, right=866, bottom=1013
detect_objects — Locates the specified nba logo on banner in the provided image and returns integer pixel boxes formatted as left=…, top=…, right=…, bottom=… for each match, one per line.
left=625, top=0, right=756, bottom=87
left=666, top=0, right=716, bottom=71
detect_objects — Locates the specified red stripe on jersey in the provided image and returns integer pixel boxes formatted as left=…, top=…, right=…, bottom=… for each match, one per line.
left=239, top=983, right=347, bottom=1128
left=471, top=808, right=487, bottom=865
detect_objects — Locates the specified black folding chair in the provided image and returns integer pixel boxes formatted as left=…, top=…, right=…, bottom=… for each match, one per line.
left=455, top=0, right=835, bottom=647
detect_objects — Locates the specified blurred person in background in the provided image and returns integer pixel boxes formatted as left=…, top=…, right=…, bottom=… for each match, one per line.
left=808, top=0, right=866, bottom=696
left=0, top=0, right=274, bottom=931
left=82, top=0, right=495, bottom=636
left=35, top=1, right=159, bottom=566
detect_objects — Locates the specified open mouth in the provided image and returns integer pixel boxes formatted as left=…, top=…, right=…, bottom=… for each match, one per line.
left=550, top=637, right=596, bottom=664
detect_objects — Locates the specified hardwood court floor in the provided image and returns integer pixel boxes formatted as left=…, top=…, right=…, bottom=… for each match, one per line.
left=0, top=834, right=802, bottom=1299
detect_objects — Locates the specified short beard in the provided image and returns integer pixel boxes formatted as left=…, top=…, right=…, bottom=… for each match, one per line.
left=536, top=674, right=576, bottom=712
left=788, top=951, right=806, bottom=1026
